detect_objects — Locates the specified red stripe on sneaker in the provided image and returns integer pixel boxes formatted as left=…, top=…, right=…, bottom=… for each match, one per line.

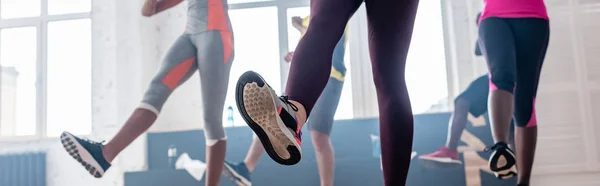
left=278, top=106, right=283, bottom=115
left=295, top=137, right=302, bottom=147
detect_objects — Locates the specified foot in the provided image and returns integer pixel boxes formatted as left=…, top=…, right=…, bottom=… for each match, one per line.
left=60, top=131, right=111, bottom=178
left=235, top=71, right=302, bottom=165
left=419, top=147, right=461, bottom=164
left=486, top=142, right=517, bottom=179
left=418, top=147, right=462, bottom=169
left=223, top=161, right=252, bottom=186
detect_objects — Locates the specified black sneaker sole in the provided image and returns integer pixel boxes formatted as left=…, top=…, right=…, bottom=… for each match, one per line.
left=235, top=71, right=301, bottom=165
left=60, top=132, right=105, bottom=178
left=488, top=147, right=517, bottom=179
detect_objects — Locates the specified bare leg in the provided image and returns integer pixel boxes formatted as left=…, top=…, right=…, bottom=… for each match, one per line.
left=515, top=126, right=536, bottom=184
left=289, top=100, right=308, bottom=129
left=488, top=90, right=514, bottom=144
left=103, top=109, right=158, bottom=163
left=205, top=140, right=227, bottom=186
left=312, top=131, right=335, bottom=186
left=243, top=137, right=266, bottom=172
left=446, top=99, right=470, bottom=150
left=103, top=36, right=199, bottom=163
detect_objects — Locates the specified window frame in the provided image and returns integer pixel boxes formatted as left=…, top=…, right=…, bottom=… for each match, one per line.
left=0, top=0, right=91, bottom=140
left=228, top=0, right=309, bottom=94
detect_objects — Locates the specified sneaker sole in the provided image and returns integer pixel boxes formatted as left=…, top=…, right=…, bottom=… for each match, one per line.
left=235, top=71, right=301, bottom=165
left=60, top=132, right=105, bottom=178
left=223, top=163, right=252, bottom=186
left=489, top=149, right=517, bottom=179
left=418, top=156, right=463, bottom=164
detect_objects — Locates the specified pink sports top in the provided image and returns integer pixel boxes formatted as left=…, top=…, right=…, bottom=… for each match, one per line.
left=480, top=0, right=549, bottom=22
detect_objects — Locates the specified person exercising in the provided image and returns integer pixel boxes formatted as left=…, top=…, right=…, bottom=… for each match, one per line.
left=233, top=0, right=419, bottom=184
left=479, top=0, right=549, bottom=185
left=59, top=0, right=235, bottom=185
left=222, top=15, right=348, bottom=186
left=419, top=12, right=515, bottom=168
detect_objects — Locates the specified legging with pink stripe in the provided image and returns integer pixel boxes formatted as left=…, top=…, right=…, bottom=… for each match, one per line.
left=284, top=0, right=419, bottom=184
left=478, top=17, right=549, bottom=127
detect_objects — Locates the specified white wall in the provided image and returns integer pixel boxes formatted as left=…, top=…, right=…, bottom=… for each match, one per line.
left=442, top=0, right=600, bottom=184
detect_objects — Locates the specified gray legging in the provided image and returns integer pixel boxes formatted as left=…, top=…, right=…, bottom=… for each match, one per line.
left=139, top=30, right=234, bottom=144
left=306, top=34, right=347, bottom=135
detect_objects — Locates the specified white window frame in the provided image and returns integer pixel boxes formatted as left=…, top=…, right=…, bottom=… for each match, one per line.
left=0, top=0, right=91, bottom=140
left=228, top=0, right=309, bottom=93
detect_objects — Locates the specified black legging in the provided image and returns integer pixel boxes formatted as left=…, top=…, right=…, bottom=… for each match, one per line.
left=479, top=17, right=549, bottom=127
left=285, top=0, right=420, bottom=184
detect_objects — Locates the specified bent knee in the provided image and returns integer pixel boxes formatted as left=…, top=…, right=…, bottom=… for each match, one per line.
left=514, top=99, right=538, bottom=128
left=489, top=75, right=515, bottom=93
left=311, top=131, right=332, bottom=152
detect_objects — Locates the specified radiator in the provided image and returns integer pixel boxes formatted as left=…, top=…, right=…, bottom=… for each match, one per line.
left=0, top=152, right=46, bottom=186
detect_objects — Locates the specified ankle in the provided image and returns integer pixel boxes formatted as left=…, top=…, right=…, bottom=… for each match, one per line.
left=444, top=145, right=458, bottom=152
left=288, top=100, right=307, bottom=125
left=494, top=141, right=509, bottom=147
left=101, top=146, right=114, bottom=164
left=243, top=161, right=255, bottom=173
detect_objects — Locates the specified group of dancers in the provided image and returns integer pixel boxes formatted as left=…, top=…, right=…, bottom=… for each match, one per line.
left=59, top=0, right=549, bottom=185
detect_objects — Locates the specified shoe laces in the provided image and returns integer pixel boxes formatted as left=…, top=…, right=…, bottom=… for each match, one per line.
left=279, top=96, right=298, bottom=112
left=81, top=138, right=105, bottom=146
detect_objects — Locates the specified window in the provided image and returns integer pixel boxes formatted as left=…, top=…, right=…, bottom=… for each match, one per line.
left=0, top=27, right=37, bottom=136
left=0, top=0, right=91, bottom=138
left=223, top=7, right=280, bottom=127
left=1, top=0, right=41, bottom=19
left=46, top=19, right=92, bottom=137
left=345, top=0, right=447, bottom=117
left=405, top=0, right=447, bottom=114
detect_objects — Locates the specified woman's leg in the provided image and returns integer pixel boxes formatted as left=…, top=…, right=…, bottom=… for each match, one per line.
left=192, top=30, right=235, bottom=186
left=511, top=18, right=549, bottom=185
left=60, top=35, right=198, bottom=178
left=308, top=77, right=344, bottom=186
left=363, top=0, right=419, bottom=184
left=234, top=0, right=362, bottom=165
left=420, top=75, right=490, bottom=167
left=478, top=17, right=518, bottom=179
left=307, top=34, right=346, bottom=186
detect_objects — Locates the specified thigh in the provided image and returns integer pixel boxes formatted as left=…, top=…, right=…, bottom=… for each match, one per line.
left=364, top=0, right=418, bottom=83
left=193, top=31, right=234, bottom=136
left=478, top=18, right=518, bottom=91
left=512, top=18, right=549, bottom=97
left=310, top=0, right=363, bottom=21
left=511, top=18, right=549, bottom=126
left=154, top=35, right=199, bottom=90
left=456, top=75, right=490, bottom=117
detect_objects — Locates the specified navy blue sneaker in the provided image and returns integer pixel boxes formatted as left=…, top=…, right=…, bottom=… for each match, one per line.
left=223, top=161, right=252, bottom=186
left=60, top=131, right=111, bottom=178
left=485, top=142, right=517, bottom=179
